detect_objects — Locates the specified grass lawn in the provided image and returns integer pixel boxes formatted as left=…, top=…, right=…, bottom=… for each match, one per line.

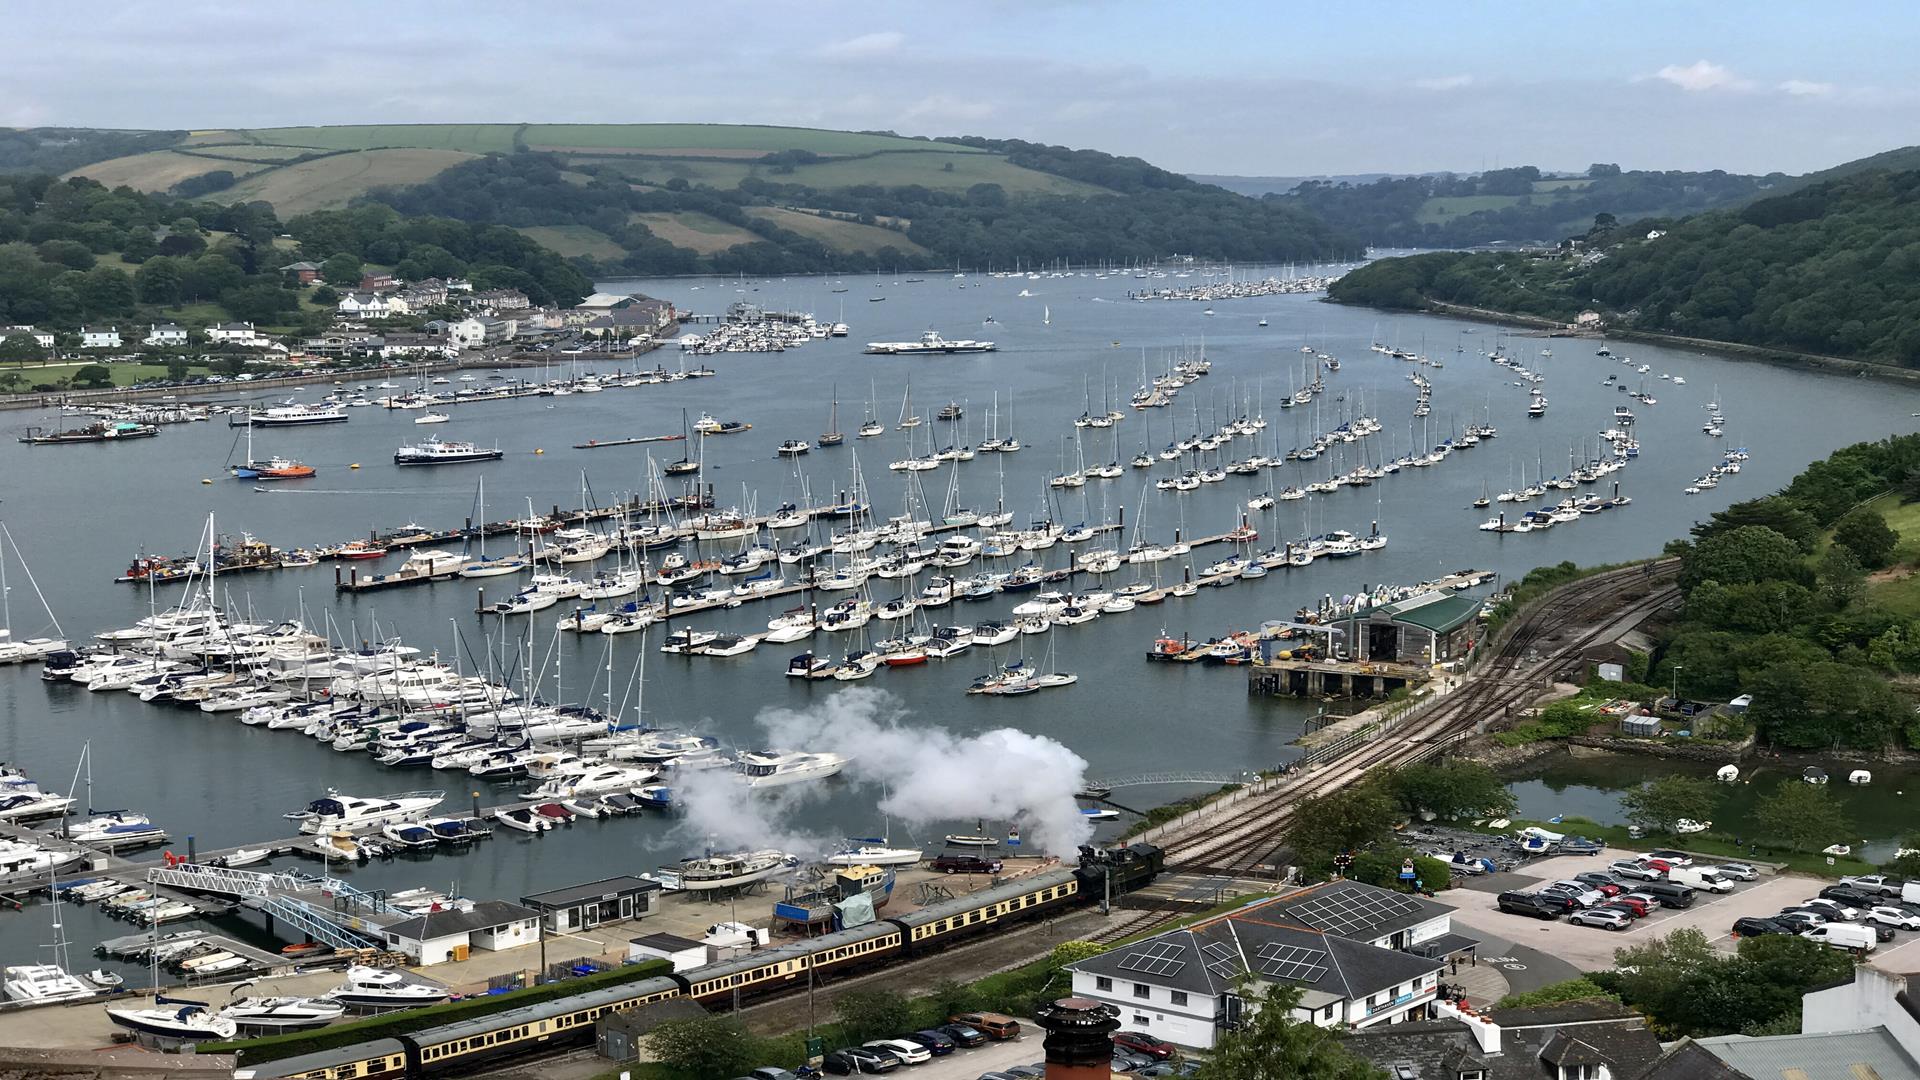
left=221, top=149, right=478, bottom=215
left=1415, top=194, right=1527, bottom=223
left=628, top=212, right=761, bottom=255
left=513, top=225, right=627, bottom=261
left=521, top=123, right=970, bottom=157
left=66, top=150, right=270, bottom=191
left=236, top=124, right=524, bottom=153
left=747, top=208, right=929, bottom=255
left=1856, top=492, right=1920, bottom=614
left=5, top=360, right=201, bottom=388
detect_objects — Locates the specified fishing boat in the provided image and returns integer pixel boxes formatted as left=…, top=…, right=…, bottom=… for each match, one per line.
left=692, top=412, right=750, bottom=435
left=776, top=439, right=812, bottom=457
left=394, top=436, right=504, bottom=466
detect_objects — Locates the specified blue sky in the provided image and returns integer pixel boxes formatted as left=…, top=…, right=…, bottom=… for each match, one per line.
left=4, top=1, right=1915, bottom=176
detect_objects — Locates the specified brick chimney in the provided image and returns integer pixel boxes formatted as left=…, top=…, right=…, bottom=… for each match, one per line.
left=1035, top=997, right=1120, bottom=1080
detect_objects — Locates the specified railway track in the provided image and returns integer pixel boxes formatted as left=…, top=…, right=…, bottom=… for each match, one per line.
left=1092, top=561, right=1681, bottom=943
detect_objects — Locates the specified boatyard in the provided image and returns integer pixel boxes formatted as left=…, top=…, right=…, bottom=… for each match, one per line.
left=0, top=260, right=1910, bottom=1067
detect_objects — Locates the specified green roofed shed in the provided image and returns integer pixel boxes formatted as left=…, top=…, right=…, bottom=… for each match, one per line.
left=1389, top=594, right=1482, bottom=635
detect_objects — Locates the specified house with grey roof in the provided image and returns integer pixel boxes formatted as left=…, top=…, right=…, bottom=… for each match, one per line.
left=379, top=899, right=542, bottom=965
left=1343, top=999, right=1663, bottom=1080
left=1067, top=881, right=1470, bottom=1049
left=1632, top=967, right=1920, bottom=1080
left=142, top=323, right=189, bottom=347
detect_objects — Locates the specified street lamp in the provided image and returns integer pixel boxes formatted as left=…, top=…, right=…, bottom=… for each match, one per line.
left=1671, top=664, right=1683, bottom=706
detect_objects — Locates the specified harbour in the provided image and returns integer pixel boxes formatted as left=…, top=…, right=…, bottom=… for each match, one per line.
left=0, top=263, right=1914, bottom=1030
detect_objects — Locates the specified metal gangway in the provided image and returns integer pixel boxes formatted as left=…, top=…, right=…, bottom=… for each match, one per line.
left=146, top=862, right=388, bottom=951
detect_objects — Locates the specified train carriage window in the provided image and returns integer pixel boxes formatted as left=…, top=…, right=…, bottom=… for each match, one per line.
left=338, top=1066, right=359, bottom=1079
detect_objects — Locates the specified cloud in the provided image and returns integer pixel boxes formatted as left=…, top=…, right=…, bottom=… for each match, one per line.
left=1413, top=74, right=1475, bottom=91
left=822, top=30, right=905, bottom=59
left=1650, top=60, right=1754, bottom=92
left=1779, top=78, right=1835, bottom=97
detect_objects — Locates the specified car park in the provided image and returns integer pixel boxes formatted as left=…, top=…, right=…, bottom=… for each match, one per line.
left=1611, top=859, right=1661, bottom=881
left=1732, top=916, right=1796, bottom=937
left=942, top=1024, right=988, bottom=1047
left=1113, top=1032, right=1176, bottom=1060
left=825, top=1048, right=902, bottom=1075
left=866, top=1039, right=932, bottom=1065
left=1644, top=850, right=1694, bottom=867
left=904, top=1030, right=957, bottom=1055
left=1714, top=863, right=1759, bottom=881
left=1568, top=908, right=1632, bottom=930
left=1840, top=874, right=1906, bottom=896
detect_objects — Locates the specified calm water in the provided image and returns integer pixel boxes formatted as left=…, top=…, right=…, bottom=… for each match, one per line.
left=0, top=265, right=1913, bottom=969
left=1504, top=751, right=1920, bottom=861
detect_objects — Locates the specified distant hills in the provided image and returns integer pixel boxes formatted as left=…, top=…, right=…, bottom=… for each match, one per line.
left=1327, top=165, right=1920, bottom=366
left=1, top=124, right=1352, bottom=274
left=1188, top=173, right=1409, bottom=198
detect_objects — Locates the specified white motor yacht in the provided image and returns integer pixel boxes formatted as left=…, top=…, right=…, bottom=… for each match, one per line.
left=736, top=749, right=848, bottom=788
left=105, top=997, right=238, bottom=1041
left=287, top=789, right=445, bottom=834
left=321, top=966, right=450, bottom=1009
left=4, top=963, right=97, bottom=1003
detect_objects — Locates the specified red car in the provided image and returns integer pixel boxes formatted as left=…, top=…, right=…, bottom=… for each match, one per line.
left=1113, top=1031, right=1176, bottom=1061
left=1641, top=858, right=1674, bottom=875
left=1605, top=895, right=1651, bottom=917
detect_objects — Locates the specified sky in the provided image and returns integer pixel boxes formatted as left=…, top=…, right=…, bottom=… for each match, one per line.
left=4, top=2, right=1917, bottom=177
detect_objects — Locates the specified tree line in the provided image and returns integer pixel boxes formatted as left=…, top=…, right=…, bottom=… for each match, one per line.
left=1327, top=167, right=1920, bottom=366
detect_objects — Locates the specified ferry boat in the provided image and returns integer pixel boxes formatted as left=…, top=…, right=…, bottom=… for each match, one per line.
left=692, top=412, right=751, bottom=435
left=863, top=330, right=997, bottom=355
left=232, top=402, right=349, bottom=427
left=394, top=436, right=505, bottom=466
left=287, top=789, right=445, bottom=834
left=19, top=421, right=158, bottom=444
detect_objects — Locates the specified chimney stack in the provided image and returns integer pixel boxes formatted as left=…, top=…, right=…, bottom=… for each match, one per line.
left=1036, top=997, right=1121, bottom=1080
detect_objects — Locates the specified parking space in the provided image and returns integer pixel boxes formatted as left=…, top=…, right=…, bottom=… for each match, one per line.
left=1433, top=846, right=1869, bottom=971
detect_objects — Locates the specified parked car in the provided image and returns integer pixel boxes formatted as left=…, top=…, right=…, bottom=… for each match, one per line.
left=1598, top=899, right=1646, bottom=920
left=1819, top=885, right=1882, bottom=909
left=1136, top=1065, right=1202, bottom=1079
left=1611, top=859, right=1662, bottom=881
left=751, top=1069, right=802, bottom=1080
left=1863, top=906, right=1920, bottom=931
left=1713, top=863, right=1759, bottom=882
left=1840, top=874, right=1906, bottom=897
left=1572, top=873, right=1624, bottom=895
left=1112, top=1050, right=1158, bottom=1073
left=950, top=1013, right=1022, bottom=1040
left=1732, top=916, right=1796, bottom=937
left=1805, top=922, right=1879, bottom=952
left=1005, top=1066, right=1046, bottom=1078
left=1498, top=891, right=1567, bottom=919
left=1540, top=884, right=1605, bottom=909
left=1773, top=911, right=1825, bottom=933
left=904, top=1030, right=957, bottom=1055
left=941, top=1024, right=988, bottom=1048
left=1113, top=1032, right=1176, bottom=1060
left=1778, top=907, right=1832, bottom=927
left=931, top=854, right=1003, bottom=875
left=865, top=1040, right=932, bottom=1066
left=1643, top=850, right=1694, bottom=867
left=1639, top=881, right=1696, bottom=908
left=824, top=1048, right=902, bottom=1075
left=1568, top=908, right=1632, bottom=931
left=1607, top=894, right=1653, bottom=917
left=975, top=1074, right=1020, bottom=1080
left=1802, top=898, right=1862, bottom=921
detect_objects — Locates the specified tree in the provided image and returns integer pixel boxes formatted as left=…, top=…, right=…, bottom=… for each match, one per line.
left=645, top=1015, right=758, bottom=1080
left=1496, top=977, right=1618, bottom=1009
left=1282, top=782, right=1398, bottom=863
left=1588, top=163, right=1623, bottom=178
left=1753, top=782, right=1850, bottom=852
left=1596, top=928, right=1852, bottom=1038
left=1883, top=834, right=1920, bottom=879
left=1833, top=508, right=1899, bottom=569
left=134, top=256, right=184, bottom=306
left=1619, top=776, right=1720, bottom=834
left=1693, top=497, right=1821, bottom=553
left=1680, top=525, right=1808, bottom=591
left=1388, top=762, right=1514, bottom=821
left=320, top=252, right=363, bottom=286
left=311, top=283, right=340, bottom=305
left=164, top=357, right=191, bottom=382
left=1815, top=545, right=1866, bottom=607
left=219, top=283, right=300, bottom=324
left=70, top=364, right=112, bottom=389
left=0, top=334, right=44, bottom=366
left=0, top=371, right=24, bottom=394
left=835, top=988, right=913, bottom=1045
left=1196, top=982, right=1385, bottom=1080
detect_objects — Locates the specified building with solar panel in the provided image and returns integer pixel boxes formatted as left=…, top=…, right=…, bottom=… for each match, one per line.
left=1065, top=880, right=1473, bottom=1049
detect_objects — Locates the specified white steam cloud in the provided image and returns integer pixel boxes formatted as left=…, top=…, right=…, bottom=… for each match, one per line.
left=670, top=688, right=1095, bottom=858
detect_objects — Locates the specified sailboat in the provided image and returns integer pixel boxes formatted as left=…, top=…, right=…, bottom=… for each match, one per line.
left=0, top=523, right=66, bottom=664
left=460, top=477, right=528, bottom=579
left=818, top=386, right=845, bottom=448
left=1043, top=304, right=1051, bottom=326
left=897, top=383, right=922, bottom=430
left=230, top=419, right=315, bottom=481
left=664, top=409, right=700, bottom=475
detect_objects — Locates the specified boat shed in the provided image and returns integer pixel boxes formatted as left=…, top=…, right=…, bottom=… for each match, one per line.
left=627, top=931, right=707, bottom=972
left=380, top=900, right=543, bottom=965
left=1357, top=591, right=1481, bottom=665
left=521, top=875, right=662, bottom=933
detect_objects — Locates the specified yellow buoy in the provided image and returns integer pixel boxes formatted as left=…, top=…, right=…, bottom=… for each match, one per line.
left=349, top=463, right=360, bottom=469
left=534, top=448, right=543, bottom=455
left=200, top=478, right=212, bottom=485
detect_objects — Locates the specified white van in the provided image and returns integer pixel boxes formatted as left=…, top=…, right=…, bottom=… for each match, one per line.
left=1669, top=867, right=1735, bottom=893
left=1805, top=922, right=1878, bottom=953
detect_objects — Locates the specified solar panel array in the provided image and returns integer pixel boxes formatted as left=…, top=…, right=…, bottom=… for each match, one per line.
left=1200, top=940, right=1242, bottom=980
left=1254, top=942, right=1330, bottom=984
left=1286, top=887, right=1422, bottom=938
left=1116, top=940, right=1188, bottom=978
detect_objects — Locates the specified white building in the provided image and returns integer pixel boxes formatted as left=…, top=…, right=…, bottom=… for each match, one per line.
left=1067, top=881, right=1467, bottom=1049
left=337, top=292, right=411, bottom=320
left=627, top=932, right=707, bottom=973
left=449, top=316, right=517, bottom=349
left=143, top=323, right=189, bottom=347
left=379, top=900, right=543, bottom=966
left=0, top=326, right=55, bottom=350
left=208, top=321, right=271, bottom=348
left=80, top=326, right=122, bottom=349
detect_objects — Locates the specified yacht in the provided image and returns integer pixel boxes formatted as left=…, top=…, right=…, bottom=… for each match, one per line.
left=321, top=965, right=450, bottom=1009
left=105, top=997, right=238, bottom=1041
left=826, top=842, right=924, bottom=867
left=219, top=997, right=348, bottom=1033
left=660, top=849, right=795, bottom=893
left=394, top=436, right=504, bottom=466
left=287, top=789, right=445, bottom=834
left=4, top=963, right=97, bottom=1004
left=736, top=749, right=848, bottom=788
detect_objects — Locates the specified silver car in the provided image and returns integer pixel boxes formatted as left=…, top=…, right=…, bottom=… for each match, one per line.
left=1569, top=908, right=1632, bottom=930
left=1865, top=906, right=1920, bottom=930
left=1713, top=862, right=1759, bottom=881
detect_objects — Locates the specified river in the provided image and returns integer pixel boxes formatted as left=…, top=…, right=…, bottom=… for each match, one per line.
left=0, top=264, right=1912, bottom=973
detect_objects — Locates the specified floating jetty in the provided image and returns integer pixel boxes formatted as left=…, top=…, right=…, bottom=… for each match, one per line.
left=573, top=434, right=687, bottom=450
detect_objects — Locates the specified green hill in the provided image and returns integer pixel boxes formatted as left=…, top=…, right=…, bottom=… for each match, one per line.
left=1327, top=166, right=1920, bottom=366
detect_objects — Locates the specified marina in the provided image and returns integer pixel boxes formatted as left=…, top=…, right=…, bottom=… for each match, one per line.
left=0, top=264, right=1913, bottom=1004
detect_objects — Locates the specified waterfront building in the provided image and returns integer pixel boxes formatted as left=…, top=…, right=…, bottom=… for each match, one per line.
left=521, top=875, right=662, bottom=934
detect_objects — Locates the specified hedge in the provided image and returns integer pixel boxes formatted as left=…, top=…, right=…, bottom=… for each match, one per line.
left=206, top=959, right=673, bottom=1064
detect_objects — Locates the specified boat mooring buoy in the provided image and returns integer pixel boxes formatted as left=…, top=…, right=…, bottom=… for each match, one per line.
left=200, top=478, right=211, bottom=485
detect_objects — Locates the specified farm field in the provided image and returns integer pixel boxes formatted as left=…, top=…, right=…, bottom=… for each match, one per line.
left=230, top=124, right=524, bottom=152
left=67, top=150, right=270, bottom=192
left=184, top=144, right=316, bottom=162
left=1415, top=194, right=1530, bottom=223
left=627, top=212, right=762, bottom=254
left=219, top=149, right=478, bottom=214
left=512, top=225, right=628, bottom=261
left=786, top=150, right=1105, bottom=195
left=746, top=207, right=928, bottom=254
left=517, top=123, right=972, bottom=156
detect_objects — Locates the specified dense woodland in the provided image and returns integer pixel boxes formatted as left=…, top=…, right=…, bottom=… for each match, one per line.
left=1329, top=168, right=1920, bottom=365
left=1282, top=163, right=1776, bottom=247
left=369, top=148, right=1354, bottom=275
left=1651, top=433, right=1920, bottom=750
left=0, top=174, right=591, bottom=337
